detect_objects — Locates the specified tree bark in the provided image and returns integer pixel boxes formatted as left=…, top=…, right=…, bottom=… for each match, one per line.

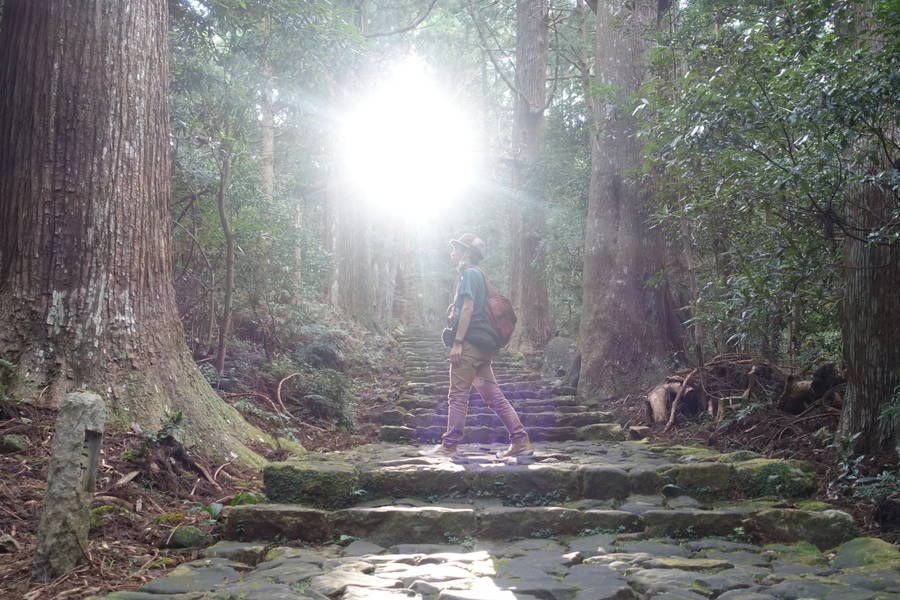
left=0, top=0, right=282, bottom=466
left=833, top=0, right=900, bottom=458
left=839, top=191, right=900, bottom=456
left=508, top=0, right=553, bottom=353
left=576, top=0, right=679, bottom=400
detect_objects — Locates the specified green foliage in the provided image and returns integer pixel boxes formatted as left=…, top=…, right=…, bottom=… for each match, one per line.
left=503, top=490, right=564, bottom=507
left=641, top=0, right=899, bottom=362
left=852, top=470, right=900, bottom=502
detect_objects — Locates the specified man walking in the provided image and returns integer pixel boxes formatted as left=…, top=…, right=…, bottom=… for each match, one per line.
left=426, top=233, right=533, bottom=459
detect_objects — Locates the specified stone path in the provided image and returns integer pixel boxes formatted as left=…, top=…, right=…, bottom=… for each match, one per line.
left=89, top=333, right=900, bottom=600
left=379, top=332, right=624, bottom=445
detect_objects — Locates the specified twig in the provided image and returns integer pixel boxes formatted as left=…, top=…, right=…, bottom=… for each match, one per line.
left=364, top=0, right=440, bottom=38
left=215, top=468, right=239, bottom=482
left=192, top=460, right=222, bottom=491
left=92, top=495, right=133, bottom=510
left=213, top=458, right=236, bottom=482
left=133, top=550, right=161, bottom=578
left=276, top=373, right=301, bottom=417
left=222, top=391, right=286, bottom=420
left=0, top=503, right=25, bottom=521
left=665, top=369, right=697, bottom=432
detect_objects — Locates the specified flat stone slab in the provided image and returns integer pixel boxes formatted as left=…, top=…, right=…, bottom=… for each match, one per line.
left=90, top=521, right=899, bottom=600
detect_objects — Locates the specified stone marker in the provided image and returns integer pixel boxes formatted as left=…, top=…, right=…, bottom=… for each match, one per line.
left=32, top=392, right=106, bottom=582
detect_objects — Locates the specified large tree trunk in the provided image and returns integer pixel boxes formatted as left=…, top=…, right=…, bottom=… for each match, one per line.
left=0, top=0, right=281, bottom=466
left=835, top=1, right=900, bottom=458
left=576, top=0, right=679, bottom=400
left=508, top=0, right=553, bottom=353
left=839, top=191, right=900, bottom=456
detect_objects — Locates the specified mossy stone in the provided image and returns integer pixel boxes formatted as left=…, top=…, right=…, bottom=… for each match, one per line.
left=654, top=445, right=719, bottom=460
left=659, top=462, right=734, bottom=498
left=167, top=525, right=212, bottom=548
left=380, top=409, right=408, bottom=426
left=377, top=426, right=416, bottom=443
left=832, top=537, right=900, bottom=569
left=576, top=423, right=627, bottom=441
left=581, top=467, right=630, bottom=500
left=263, top=459, right=360, bottom=508
left=0, top=434, right=29, bottom=453
left=715, top=450, right=763, bottom=463
left=753, top=509, right=859, bottom=550
left=90, top=505, right=130, bottom=529
left=795, top=499, right=832, bottom=511
left=762, top=541, right=826, bottom=565
left=732, top=458, right=816, bottom=498
left=154, top=512, right=185, bottom=525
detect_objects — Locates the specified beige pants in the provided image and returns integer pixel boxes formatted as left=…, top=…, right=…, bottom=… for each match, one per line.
left=442, top=341, right=528, bottom=448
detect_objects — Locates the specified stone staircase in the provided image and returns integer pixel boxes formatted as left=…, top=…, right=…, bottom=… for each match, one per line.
left=378, top=330, right=624, bottom=446
left=89, top=331, right=900, bottom=600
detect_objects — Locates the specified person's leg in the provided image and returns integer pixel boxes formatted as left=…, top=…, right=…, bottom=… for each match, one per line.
left=441, top=342, right=479, bottom=449
left=473, top=358, right=529, bottom=443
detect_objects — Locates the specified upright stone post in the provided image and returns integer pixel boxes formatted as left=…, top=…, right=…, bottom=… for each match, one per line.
left=32, top=392, right=106, bottom=582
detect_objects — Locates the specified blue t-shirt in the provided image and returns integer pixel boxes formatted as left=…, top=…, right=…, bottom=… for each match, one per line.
left=453, top=268, right=500, bottom=351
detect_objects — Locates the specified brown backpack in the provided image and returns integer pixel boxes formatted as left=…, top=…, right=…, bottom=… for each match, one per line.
left=474, top=268, right=517, bottom=347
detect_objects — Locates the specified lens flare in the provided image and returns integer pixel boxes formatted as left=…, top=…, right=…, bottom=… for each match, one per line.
left=338, top=58, right=479, bottom=221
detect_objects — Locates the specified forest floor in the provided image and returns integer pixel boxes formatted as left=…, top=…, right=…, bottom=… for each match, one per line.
left=1, top=340, right=897, bottom=599
left=608, top=356, right=900, bottom=545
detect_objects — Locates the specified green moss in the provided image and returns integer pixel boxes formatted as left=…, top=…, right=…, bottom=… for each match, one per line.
left=154, top=512, right=185, bottom=525
left=263, top=459, right=360, bottom=508
left=90, top=505, right=130, bottom=528
left=149, top=557, right=177, bottom=568
left=763, top=541, right=826, bottom=565
left=658, top=462, right=734, bottom=498
left=832, top=537, right=900, bottom=569
left=652, top=444, right=719, bottom=459
left=795, top=499, right=832, bottom=511
left=715, top=451, right=763, bottom=463
left=733, top=459, right=817, bottom=498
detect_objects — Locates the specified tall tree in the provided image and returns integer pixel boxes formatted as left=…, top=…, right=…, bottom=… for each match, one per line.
left=576, top=0, right=680, bottom=399
left=0, top=0, right=279, bottom=465
left=837, top=1, right=900, bottom=456
left=508, top=0, right=553, bottom=352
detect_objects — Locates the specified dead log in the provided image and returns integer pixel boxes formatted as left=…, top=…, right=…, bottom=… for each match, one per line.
left=665, top=369, right=697, bottom=432
left=646, top=382, right=682, bottom=424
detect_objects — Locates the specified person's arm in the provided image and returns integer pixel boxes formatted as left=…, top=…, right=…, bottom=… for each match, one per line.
left=450, top=296, right=474, bottom=364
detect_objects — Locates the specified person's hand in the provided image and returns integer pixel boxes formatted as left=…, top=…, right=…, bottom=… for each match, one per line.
left=449, top=342, right=463, bottom=366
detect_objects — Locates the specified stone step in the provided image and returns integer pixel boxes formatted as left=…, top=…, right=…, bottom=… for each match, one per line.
left=428, top=401, right=589, bottom=416
left=409, top=425, right=584, bottom=444
left=222, top=503, right=858, bottom=550
left=402, top=385, right=550, bottom=398
left=412, top=411, right=615, bottom=429
left=398, top=397, right=579, bottom=412
left=261, top=442, right=819, bottom=509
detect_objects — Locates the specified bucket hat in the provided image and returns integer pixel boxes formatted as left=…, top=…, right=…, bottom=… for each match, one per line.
left=449, top=233, right=486, bottom=261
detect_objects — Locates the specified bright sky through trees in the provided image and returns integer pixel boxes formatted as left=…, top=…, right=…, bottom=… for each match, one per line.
left=338, top=57, right=480, bottom=222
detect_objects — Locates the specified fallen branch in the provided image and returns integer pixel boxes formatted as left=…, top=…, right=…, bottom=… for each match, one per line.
left=213, top=457, right=236, bottom=482
left=276, top=373, right=301, bottom=418
left=665, top=369, right=697, bottom=432
left=192, top=459, right=222, bottom=491
left=221, top=391, right=286, bottom=420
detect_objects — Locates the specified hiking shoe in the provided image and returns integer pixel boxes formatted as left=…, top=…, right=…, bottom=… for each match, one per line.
left=421, top=444, right=458, bottom=458
left=495, top=438, right=534, bottom=459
